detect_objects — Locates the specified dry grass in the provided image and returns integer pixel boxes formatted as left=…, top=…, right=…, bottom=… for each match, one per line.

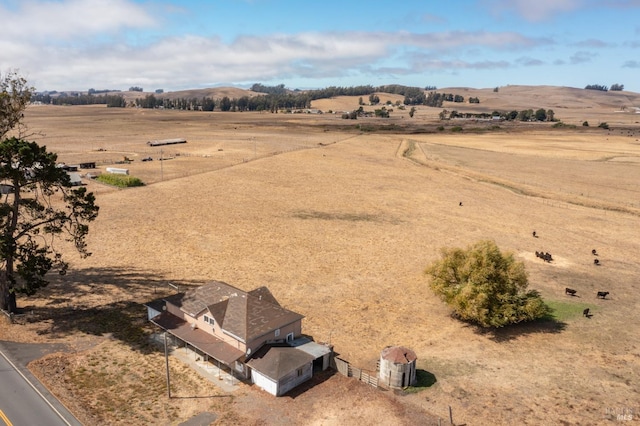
left=3, top=85, right=640, bottom=425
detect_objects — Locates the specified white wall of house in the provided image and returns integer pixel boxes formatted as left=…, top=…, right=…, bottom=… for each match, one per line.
left=277, top=363, right=312, bottom=396
left=251, top=370, right=278, bottom=396
left=146, top=306, right=161, bottom=320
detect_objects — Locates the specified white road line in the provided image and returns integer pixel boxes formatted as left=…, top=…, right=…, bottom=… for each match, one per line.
left=0, top=348, right=72, bottom=426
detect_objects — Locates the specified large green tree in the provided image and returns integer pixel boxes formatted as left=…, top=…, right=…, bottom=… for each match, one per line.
left=0, top=73, right=99, bottom=313
left=425, top=240, right=549, bottom=327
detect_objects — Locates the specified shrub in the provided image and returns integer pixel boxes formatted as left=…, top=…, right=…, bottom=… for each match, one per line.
left=96, top=174, right=144, bottom=188
left=582, top=121, right=589, bottom=127
left=425, top=240, right=550, bottom=328
left=598, top=122, right=610, bottom=130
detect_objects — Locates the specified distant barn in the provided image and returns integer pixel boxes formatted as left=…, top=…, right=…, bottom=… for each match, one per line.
left=147, top=138, right=187, bottom=147
left=67, top=172, right=82, bottom=186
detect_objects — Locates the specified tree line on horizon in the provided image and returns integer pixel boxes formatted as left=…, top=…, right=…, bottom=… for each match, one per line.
left=30, top=83, right=481, bottom=112
left=585, top=83, right=624, bottom=91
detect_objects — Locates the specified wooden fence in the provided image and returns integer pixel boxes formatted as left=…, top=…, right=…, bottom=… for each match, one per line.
left=333, top=356, right=378, bottom=388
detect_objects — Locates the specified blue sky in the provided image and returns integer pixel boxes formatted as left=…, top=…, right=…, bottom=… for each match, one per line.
left=1, top=0, right=639, bottom=92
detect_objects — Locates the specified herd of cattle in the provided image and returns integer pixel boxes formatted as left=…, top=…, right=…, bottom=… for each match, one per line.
left=532, top=231, right=608, bottom=319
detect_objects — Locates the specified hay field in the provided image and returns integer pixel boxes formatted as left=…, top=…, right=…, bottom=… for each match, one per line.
left=3, top=87, right=640, bottom=425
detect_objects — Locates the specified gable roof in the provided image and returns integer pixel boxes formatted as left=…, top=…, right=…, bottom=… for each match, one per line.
left=169, top=280, right=304, bottom=343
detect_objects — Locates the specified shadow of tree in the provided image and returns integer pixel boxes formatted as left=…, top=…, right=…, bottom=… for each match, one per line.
left=471, top=317, right=567, bottom=343
left=15, top=266, right=203, bottom=353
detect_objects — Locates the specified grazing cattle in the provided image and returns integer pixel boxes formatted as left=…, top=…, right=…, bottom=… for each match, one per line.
left=532, top=231, right=537, bottom=238
left=594, top=259, right=600, bottom=265
left=592, top=249, right=597, bottom=256
left=597, top=291, right=609, bottom=299
left=565, top=288, right=577, bottom=296
left=459, top=202, right=463, bottom=206
left=583, top=308, right=590, bottom=317
left=543, top=252, right=553, bottom=262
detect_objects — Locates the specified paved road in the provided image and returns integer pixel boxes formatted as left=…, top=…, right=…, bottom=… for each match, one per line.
left=0, top=343, right=82, bottom=426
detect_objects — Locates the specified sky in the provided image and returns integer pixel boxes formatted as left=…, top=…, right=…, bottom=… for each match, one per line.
left=1, top=0, right=639, bottom=93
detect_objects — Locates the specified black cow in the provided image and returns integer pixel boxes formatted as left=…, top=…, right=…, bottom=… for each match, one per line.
left=583, top=308, right=591, bottom=317
left=532, top=231, right=537, bottom=238
left=597, top=291, right=609, bottom=299
left=594, top=259, right=600, bottom=265
left=565, top=288, right=577, bottom=296
left=592, top=249, right=598, bottom=256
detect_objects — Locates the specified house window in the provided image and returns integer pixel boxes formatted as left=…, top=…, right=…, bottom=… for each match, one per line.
left=286, top=332, right=294, bottom=342
left=274, top=329, right=280, bottom=338
left=203, top=315, right=214, bottom=326
left=297, top=368, right=304, bottom=377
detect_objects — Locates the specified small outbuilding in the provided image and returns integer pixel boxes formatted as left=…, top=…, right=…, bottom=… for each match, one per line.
left=67, top=172, right=82, bottom=186
left=246, top=345, right=315, bottom=396
left=379, top=345, right=417, bottom=389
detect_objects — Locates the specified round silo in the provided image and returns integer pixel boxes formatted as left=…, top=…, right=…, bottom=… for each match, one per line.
left=379, top=346, right=417, bottom=389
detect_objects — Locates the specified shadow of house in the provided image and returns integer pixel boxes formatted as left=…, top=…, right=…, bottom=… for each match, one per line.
left=146, top=280, right=332, bottom=396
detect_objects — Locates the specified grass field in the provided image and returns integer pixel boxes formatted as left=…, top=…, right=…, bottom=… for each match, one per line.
left=2, top=85, right=640, bottom=425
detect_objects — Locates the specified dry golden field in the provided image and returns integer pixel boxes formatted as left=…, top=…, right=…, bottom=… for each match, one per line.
left=2, top=86, right=640, bottom=425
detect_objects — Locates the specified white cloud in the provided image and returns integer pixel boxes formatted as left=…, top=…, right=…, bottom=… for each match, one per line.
left=4, top=26, right=550, bottom=90
left=1, top=0, right=156, bottom=40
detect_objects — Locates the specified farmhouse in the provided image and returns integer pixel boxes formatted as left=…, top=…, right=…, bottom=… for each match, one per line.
left=146, top=280, right=331, bottom=396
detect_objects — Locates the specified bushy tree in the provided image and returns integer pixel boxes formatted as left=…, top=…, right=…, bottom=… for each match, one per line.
left=535, top=108, right=547, bottom=121
left=546, top=109, right=555, bottom=122
left=425, top=240, right=550, bottom=328
left=610, top=83, right=624, bottom=91
left=584, top=84, right=608, bottom=91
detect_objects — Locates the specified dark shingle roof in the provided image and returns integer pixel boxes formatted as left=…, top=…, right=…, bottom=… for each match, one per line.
left=174, top=280, right=303, bottom=344
left=246, top=345, right=314, bottom=380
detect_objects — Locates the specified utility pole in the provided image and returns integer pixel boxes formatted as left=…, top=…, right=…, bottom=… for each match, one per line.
left=164, top=332, right=171, bottom=398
